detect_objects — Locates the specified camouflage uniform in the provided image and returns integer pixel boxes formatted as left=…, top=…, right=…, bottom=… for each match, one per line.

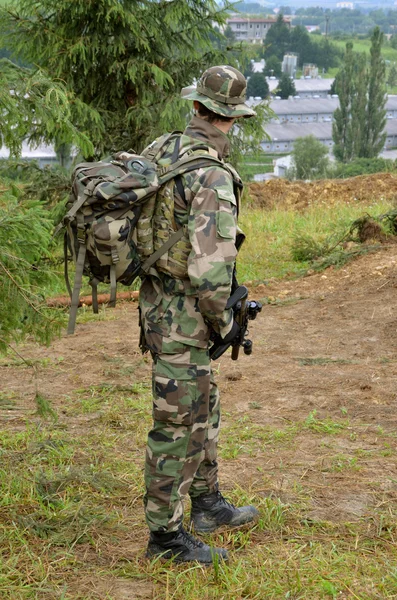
left=140, top=67, right=255, bottom=534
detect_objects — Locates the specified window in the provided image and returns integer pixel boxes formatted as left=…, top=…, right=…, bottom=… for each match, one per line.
left=237, top=24, right=241, bottom=29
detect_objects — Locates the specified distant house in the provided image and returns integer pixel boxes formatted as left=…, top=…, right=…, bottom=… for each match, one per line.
left=226, top=16, right=292, bottom=44
left=336, top=1, right=354, bottom=8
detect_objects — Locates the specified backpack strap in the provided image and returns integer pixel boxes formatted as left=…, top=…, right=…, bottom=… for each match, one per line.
left=141, top=150, right=228, bottom=275
left=109, top=265, right=117, bottom=308
left=64, top=231, right=73, bottom=299
left=158, top=153, right=228, bottom=184
left=67, top=237, right=87, bottom=335
left=140, top=227, right=185, bottom=275
left=90, top=279, right=99, bottom=314
left=144, top=131, right=182, bottom=161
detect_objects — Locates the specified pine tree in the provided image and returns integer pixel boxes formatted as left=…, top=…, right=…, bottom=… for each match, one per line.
left=247, top=73, right=269, bottom=99
left=264, top=55, right=282, bottom=78
left=0, top=60, right=103, bottom=352
left=277, top=73, right=296, bottom=99
left=0, top=0, right=235, bottom=156
left=264, top=14, right=291, bottom=61
left=0, top=59, right=99, bottom=158
left=0, top=186, right=62, bottom=353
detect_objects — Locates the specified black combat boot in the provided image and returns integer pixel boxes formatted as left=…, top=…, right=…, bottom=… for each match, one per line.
left=146, top=526, right=228, bottom=564
left=190, top=491, right=259, bottom=534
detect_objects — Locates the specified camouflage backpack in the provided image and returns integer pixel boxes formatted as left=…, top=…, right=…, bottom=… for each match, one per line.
left=59, top=132, right=231, bottom=335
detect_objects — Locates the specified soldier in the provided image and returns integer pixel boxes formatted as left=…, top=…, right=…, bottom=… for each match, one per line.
left=139, top=65, right=259, bottom=564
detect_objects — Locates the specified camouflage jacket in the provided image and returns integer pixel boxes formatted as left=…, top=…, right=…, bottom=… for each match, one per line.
left=139, top=116, right=243, bottom=353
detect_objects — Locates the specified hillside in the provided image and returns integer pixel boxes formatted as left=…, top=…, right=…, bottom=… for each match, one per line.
left=1, top=220, right=397, bottom=597
left=248, top=172, right=397, bottom=210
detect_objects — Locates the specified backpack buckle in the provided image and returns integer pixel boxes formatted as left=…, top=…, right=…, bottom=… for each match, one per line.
left=77, top=225, right=86, bottom=244
left=158, top=165, right=169, bottom=177
left=111, top=247, right=120, bottom=264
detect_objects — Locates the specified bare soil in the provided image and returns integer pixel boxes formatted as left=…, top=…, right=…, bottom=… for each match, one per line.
left=2, top=246, right=397, bottom=598
left=248, top=172, right=397, bottom=210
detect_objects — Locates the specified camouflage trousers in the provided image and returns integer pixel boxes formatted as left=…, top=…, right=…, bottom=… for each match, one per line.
left=144, top=345, right=220, bottom=533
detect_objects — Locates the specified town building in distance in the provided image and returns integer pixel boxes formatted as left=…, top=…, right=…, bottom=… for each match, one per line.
left=226, top=16, right=292, bottom=43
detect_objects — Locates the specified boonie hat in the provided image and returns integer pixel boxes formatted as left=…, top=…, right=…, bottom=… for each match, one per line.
left=181, top=65, right=256, bottom=118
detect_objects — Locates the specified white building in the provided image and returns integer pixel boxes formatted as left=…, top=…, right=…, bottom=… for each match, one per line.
left=226, top=16, right=291, bottom=44
left=251, top=59, right=266, bottom=73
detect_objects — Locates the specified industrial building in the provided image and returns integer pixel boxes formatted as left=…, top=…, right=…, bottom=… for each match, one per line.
left=268, top=97, right=339, bottom=123
left=266, top=77, right=335, bottom=98
left=260, top=114, right=397, bottom=153
left=266, top=95, right=397, bottom=124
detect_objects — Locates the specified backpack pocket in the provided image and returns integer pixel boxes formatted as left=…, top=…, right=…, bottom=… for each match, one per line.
left=87, top=216, right=140, bottom=284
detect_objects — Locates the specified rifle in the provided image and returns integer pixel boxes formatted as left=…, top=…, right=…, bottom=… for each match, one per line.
left=209, top=286, right=262, bottom=361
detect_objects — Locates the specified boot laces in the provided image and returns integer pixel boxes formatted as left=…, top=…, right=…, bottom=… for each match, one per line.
left=214, top=491, right=235, bottom=511
left=182, top=528, right=204, bottom=549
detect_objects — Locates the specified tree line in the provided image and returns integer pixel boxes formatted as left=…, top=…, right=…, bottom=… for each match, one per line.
left=288, top=27, right=388, bottom=180
left=234, top=2, right=397, bottom=36
left=0, top=0, right=270, bottom=350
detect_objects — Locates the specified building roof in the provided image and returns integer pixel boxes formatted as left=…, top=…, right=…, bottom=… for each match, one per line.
left=265, top=122, right=333, bottom=142
left=294, top=79, right=334, bottom=93
left=264, top=118, right=397, bottom=143
left=255, top=78, right=335, bottom=94
left=250, top=95, right=397, bottom=117
left=269, top=97, right=339, bottom=115
left=227, top=17, right=291, bottom=23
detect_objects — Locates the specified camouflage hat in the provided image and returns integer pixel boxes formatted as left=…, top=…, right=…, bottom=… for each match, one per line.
left=181, top=65, right=256, bottom=119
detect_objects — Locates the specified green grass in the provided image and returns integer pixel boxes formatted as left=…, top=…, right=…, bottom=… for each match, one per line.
left=1, top=390, right=397, bottom=598
left=237, top=197, right=395, bottom=282
left=34, top=195, right=397, bottom=316
left=332, top=37, right=397, bottom=63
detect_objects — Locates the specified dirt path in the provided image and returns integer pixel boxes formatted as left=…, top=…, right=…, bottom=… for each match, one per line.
left=2, top=246, right=397, bottom=505
left=1, top=247, right=397, bottom=598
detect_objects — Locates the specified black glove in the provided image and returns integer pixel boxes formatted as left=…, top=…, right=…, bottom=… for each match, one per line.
left=220, top=320, right=241, bottom=345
